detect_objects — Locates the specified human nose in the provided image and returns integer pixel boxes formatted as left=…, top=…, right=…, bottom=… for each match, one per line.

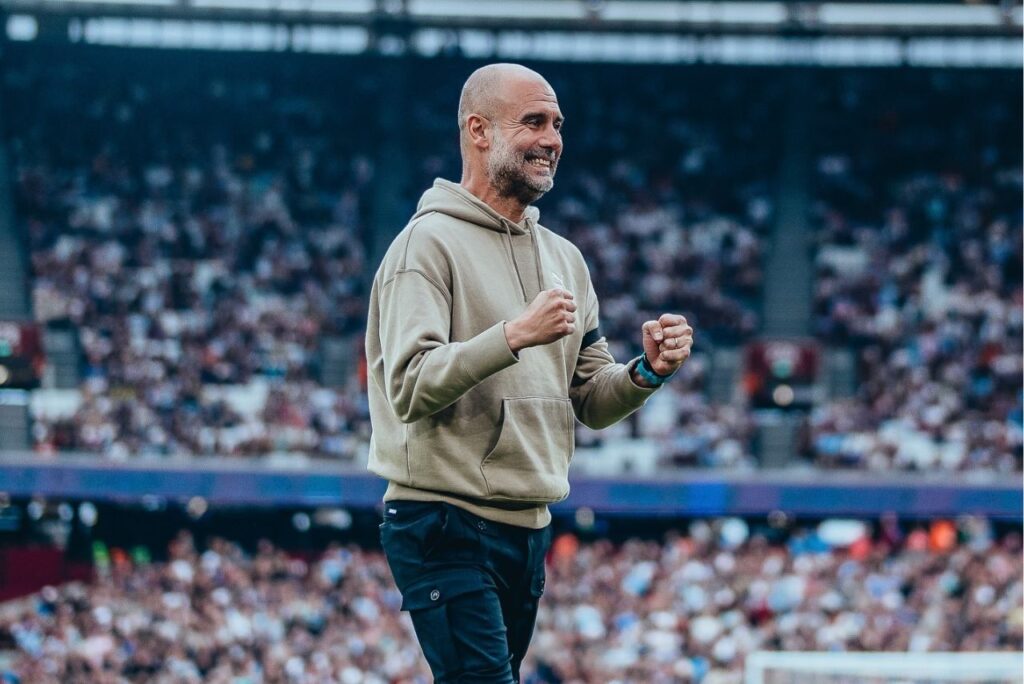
left=539, top=123, right=562, bottom=154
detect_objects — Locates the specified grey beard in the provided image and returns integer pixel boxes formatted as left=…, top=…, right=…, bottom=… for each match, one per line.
left=492, top=161, right=552, bottom=206
left=488, top=132, right=555, bottom=206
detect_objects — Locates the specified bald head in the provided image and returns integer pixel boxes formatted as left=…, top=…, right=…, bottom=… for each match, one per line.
left=458, top=63, right=553, bottom=135
left=456, top=63, right=564, bottom=215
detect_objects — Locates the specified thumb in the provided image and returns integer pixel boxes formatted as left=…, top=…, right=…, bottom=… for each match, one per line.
left=642, top=320, right=663, bottom=342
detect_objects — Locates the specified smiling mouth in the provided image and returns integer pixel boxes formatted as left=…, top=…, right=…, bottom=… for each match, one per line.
left=527, top=157, right=552, bottom=169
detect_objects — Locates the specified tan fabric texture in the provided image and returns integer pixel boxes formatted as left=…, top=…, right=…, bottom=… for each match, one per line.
left=366, top=179, right=658, bottom=528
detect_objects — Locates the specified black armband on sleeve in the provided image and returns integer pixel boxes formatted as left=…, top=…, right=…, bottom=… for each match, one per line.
left=580, top=326, right=602, bottom=351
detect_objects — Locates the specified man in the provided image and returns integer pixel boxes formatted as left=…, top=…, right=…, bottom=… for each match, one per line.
left=366, top=63, right=693, bottom=683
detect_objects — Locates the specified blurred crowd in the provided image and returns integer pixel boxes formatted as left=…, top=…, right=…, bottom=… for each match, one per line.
left=577, top=356, right=758, bottom=471
left=9, top=56, right=376, bottom=460
left=1, top=518, right=1019, bottom=683
left=806, top=72, right=1023, bottom=472
left=2, top=532, right=424, bottom=684
left=4, top=53, right=1021, bottom=473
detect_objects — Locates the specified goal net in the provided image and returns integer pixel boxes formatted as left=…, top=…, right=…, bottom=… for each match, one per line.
left=745, top=652, right=1024, bottom=684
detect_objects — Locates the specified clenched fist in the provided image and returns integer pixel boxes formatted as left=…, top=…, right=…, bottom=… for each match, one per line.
left=641, top=313, right=694, bottom=376
left=504, top=289, right=577, bottom=353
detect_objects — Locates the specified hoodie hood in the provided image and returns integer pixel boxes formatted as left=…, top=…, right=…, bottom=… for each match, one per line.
left=413, top=178, right=540, bottom=236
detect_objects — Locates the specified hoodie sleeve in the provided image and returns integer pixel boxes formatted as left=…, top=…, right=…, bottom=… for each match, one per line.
left=569, top=278, right=659, bottom=429
left=378, top=234, right=519, bottom=424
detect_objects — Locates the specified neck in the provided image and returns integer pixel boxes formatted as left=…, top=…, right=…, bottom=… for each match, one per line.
left=460, top=168, right=528, bottom=224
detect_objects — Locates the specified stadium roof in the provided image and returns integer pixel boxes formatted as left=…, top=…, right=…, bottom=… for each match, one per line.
left=1, top=2, right=1020, bottom=68
left=1, top=0, right=1021, bottom=35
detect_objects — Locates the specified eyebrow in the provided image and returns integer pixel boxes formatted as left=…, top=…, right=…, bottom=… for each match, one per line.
left=521, top=111, right=565, bottom=124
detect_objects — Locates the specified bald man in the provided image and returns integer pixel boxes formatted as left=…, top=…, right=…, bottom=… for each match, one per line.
left=367, top=64, right=693, bottom=682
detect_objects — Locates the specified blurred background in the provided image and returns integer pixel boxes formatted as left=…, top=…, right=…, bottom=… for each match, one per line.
left=0, top=0, right=1020, bottom=682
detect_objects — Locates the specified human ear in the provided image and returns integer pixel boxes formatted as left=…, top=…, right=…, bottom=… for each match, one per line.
left=466, top=114, right=490, bottom=150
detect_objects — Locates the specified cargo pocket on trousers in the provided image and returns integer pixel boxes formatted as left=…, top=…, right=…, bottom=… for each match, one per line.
left=400, top=567, right=492, bottom=612
left=480, top=397, right=574, bottom=503
left=400, top=569, right=499, bottom=678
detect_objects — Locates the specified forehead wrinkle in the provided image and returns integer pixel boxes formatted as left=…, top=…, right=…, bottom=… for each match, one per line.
left=508, top=95, right=562, bottom=123
left=514, top=102, right=562, bottom=119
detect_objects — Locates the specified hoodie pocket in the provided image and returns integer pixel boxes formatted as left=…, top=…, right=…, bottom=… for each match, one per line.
left=480, top=397, right=573, bottom=504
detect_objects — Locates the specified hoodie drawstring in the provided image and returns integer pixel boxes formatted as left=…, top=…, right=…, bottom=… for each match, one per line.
left=503, top=220, right=530, bottom=303
left=529, top=220, right=545, bottom=294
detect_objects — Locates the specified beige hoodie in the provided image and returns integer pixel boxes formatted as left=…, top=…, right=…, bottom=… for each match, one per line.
left=366, top=179, right=658, bottom=528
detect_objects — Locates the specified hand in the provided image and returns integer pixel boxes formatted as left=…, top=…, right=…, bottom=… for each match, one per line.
left=641, top=313, right=693, bottom=376
left=504, top=289, right=577, bottom=353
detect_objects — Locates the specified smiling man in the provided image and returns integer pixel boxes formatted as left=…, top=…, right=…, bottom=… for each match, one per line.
left=367, top=63, right=694, bottom=683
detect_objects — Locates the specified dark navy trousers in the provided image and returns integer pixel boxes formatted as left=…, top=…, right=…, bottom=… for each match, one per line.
left=380, top=500, right=552, bottom=683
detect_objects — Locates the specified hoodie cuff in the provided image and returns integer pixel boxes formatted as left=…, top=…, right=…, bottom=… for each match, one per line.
left=620, top=356, right=661, bottom=400
left=458, top=321, right=520, bottom=383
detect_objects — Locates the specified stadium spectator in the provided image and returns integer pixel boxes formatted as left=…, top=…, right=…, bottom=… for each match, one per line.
left=1, top=519, right=1019, bottom=683
left=10, top=58, right=375, bottom=461
left=806, top=72, right=1023, bottom=472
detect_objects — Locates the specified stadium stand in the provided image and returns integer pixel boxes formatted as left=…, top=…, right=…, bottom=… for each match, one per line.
left=1, top=519, right=1020, bottom=683
left=8, top=53, right=376, bottom=460
left=806, top=71, right=1023, bottom=472
left=7, top=51, right=1019, bottom=472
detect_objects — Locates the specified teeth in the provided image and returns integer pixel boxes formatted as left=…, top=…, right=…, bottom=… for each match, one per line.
left=529, top=158, right=551, bottom=167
